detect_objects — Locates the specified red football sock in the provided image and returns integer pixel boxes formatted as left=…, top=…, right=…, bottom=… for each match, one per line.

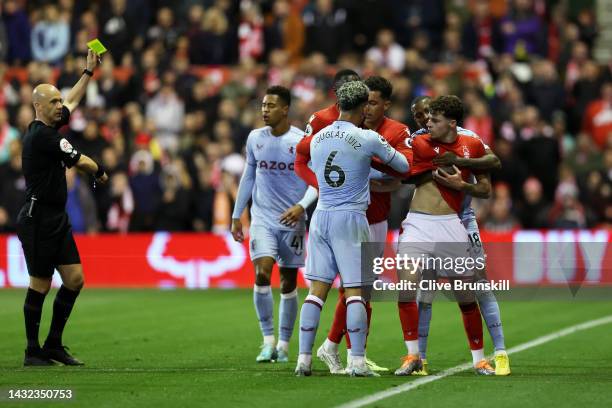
left=397, top=301, right=418, bottom=341
left=327, top=290, right=346, bottom=344
left=459, top=302, right=484, bottom=350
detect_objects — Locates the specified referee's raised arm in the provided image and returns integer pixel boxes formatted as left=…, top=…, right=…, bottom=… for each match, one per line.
left=63, top=49, right=99, bottom=113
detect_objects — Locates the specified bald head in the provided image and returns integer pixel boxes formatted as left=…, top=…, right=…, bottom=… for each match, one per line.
left=32, top=84, right=64, bottom=125
left=32, top=84, right=61, bottom=105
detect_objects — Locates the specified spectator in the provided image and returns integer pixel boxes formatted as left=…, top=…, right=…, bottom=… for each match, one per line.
left=491, top=138, right=528, bottom=201
left=2, top=0, right=31, bottom=64
left=56, top=55, right=81, bottom=92
left=0, top=138, right=24, bottom=231
left=31, top=4, right=70, bottom=64
left=146, top=7, right=180, bottom=52
left=71, top=121, right=109, bottom=164
left=129, top=150, right=161, bottom=231
left=551, top=111, right=575, bottom=158
left=77, top=10, right=99, bottom=41
left=527, top=59, right=564, bottom=122
left=582, top=82, right=612, bottom=150
left=263, top=0, right=305, bottom=64
left=548, top=181, right=587, bottom=229
left=438, top=29, right=463, bottom=64
left=564, top=132, right=603, bottom=179
left=106, top=171, right=134, bottom=233
left=515, top=106, right=561, bottom=201
left=461, top=0, right=502, bottom=60
left=303, top=0, right=350, bottom=63
left=154, top=164, right=193, bottom=231
left=499, top=0, right=545, bottom=59
left=516, top=177, right=550, bottom=229
left=463, top=99, right=494, bottom=148
left=146, top=83, right=185, bottom=154
left=570, top=60, right=603, bottom=134
left=15, top=105, right=34, bottom=135
left=484, top=196, right=519, bottom=232
left=65, top=168, right=99, bottom=233
left=0, top=107, right=19, bottom=164
left=100, top=0, right=134, bottom=64
left=0, top=15, right=8, bottom=62
left=581, top=169, right=611, bottom=225
left=96, top=57, right=125, bottom=109
left=238, top=1, right=264, bottom=62
left=365, top=29, right=405, bottom=73
left=192, top=163, right=215, bottom=232
left=189, top=6, right=233, bottom=65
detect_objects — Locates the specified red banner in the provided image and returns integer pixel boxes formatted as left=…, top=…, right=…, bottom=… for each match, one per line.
left=0, top=230, right=610, bottom=288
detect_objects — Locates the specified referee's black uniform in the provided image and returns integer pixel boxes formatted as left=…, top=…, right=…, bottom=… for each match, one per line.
left=17, top=106, right=82, bottom=276
left=19, top=105, right=87, bottom=366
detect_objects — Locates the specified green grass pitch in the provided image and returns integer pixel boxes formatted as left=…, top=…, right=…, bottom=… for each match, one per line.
left=0, top=289, right=611, bottom=407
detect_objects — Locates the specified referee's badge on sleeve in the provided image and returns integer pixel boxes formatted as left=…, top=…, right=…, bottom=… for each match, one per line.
left=60, top=138, right=78, bottom=158
left=60, top=138, right=74, bottom=153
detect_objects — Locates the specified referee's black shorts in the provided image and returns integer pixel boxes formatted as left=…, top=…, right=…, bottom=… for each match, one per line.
left=16, top=204, right=81, bottom=278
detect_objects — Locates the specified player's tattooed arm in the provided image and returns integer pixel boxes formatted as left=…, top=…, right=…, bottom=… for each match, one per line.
left=433, top=166, right=491, bottom=198
left=432, top=148, right=501, bottom=171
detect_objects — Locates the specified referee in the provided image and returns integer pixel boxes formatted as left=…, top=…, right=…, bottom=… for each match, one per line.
left=18, top=49, right=108, bottom=366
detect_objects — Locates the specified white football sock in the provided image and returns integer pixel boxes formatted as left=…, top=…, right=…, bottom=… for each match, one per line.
left=405, top=340, right=419, bottom=355
left=471, top=348, right=485, bottom=366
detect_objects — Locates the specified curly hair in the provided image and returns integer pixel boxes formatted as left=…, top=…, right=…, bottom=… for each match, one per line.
left=336, top=81, right=370, bottom=111
left=429, top=95, right=463, bottom=122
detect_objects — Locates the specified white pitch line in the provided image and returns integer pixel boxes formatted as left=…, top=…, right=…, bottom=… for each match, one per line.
left=337, top=314, right=612, bottom=408
left=4, top=367, right=242, bottom=373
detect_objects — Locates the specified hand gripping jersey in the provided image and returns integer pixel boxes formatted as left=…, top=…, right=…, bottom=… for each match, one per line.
left=410, top=131, right=486, bottom=214
left=367, top=117, right=412, bottom=224
left=410, top=126, right=489, bottom=222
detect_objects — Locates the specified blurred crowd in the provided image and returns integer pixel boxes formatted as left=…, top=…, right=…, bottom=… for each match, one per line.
left=0, top=0, right=610, bottom=234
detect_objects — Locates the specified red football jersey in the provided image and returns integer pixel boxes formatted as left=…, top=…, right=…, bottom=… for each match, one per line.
left=367, top=117, right=411, bottom=224
left=305, top=104, right=340, bottom=137
left=294, top=104, right=340, bottom=189
left=411, top=133, right=486, bottom=213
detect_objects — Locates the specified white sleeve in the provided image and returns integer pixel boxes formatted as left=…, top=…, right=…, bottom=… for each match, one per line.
left=297, top=186, right=318, bottom=209
left=231, top=141, right=256, bottom=219
left=367, top=130, right=409, bottom=173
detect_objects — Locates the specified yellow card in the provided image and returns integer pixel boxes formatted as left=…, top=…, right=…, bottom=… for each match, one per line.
left=86, top=38, right=108, bottom=55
